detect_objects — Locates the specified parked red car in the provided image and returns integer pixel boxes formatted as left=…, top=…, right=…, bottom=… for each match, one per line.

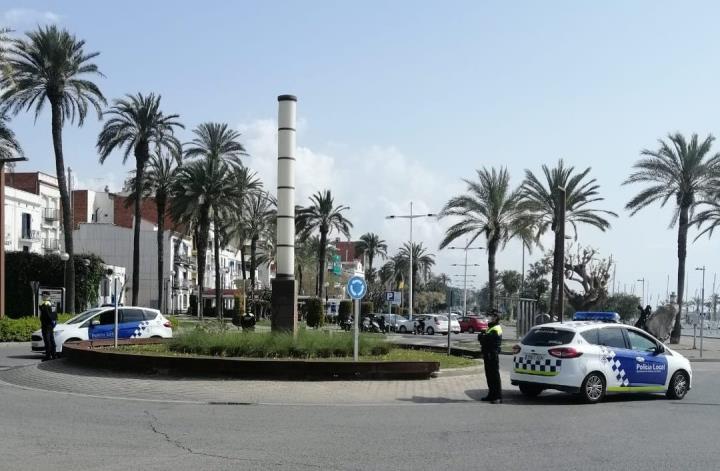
left=459, top=316, right=488, bottom=334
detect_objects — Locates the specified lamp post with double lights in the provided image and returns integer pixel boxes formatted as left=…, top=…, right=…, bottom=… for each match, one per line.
left=447, top=244, right=484, bottom=316
left=385, top=202, right=437, bottom=320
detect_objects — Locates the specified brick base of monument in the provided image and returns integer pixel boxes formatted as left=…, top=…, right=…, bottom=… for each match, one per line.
left=271, top=278, right=298, bottom=333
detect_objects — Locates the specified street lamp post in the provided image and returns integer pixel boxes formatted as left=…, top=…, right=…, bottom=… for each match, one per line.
left=448, top=244, right=484, bottom=316
left=696, top=266, right=706, bottom=358
left=60, top=252, right=70, bottom=312
left=385, top=202, right=436, bottom=320
left=637, top=278, right=646, bottom=306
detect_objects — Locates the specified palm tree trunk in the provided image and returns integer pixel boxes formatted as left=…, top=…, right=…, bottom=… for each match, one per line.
left=50, top=98, right=75, bottom=313
left=250, top=236, right=258, bottom=315
left=214, top=216, right=222, bottom=318
left=157, top=197, right=166, bottom=313
left=196, top=212, right=209, bottom=320
left=549, top=229, right=563, bottom=317
left=487, top=237, right=499, bottom=310
left=368, top=254, right=374, bottom=282
left=132, top=148, right=147, bottom=306
left=671, top=206, right=690, bottom=344
left=240, top=247, right=247, bottom=280
left=318, top=230, right=328, bottom=297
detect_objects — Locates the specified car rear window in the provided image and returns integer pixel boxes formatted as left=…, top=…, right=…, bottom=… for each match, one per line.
left=522, top=328, right=575, bottom=346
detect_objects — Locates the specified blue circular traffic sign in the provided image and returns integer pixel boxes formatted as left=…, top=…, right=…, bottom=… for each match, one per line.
left=346, top=276, right=367, bottom=300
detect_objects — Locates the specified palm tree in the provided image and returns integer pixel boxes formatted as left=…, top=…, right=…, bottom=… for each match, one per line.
left=522, top=159, right=616, bottom=318
left=125, top=147, right=182, bottom=313
left=97, top=92, right=182, bottom=306
left=694, top=181, right=720, bottom=241
left=440, top=167, right=531, bottom=310
left=625, top=133, right=720, bottom=343
left=0, top=114, right=23, bottom=161
left=355, top=232, right=388, bottom=281
left=295, top=236, right=318, bottom=295
left=171, top=158, right=233, bottom=318
left=242, top=191, right=276, bottom=296
left=1, top=25, right=106, bottom=313
left=397, top=242, right=435, bottom=299
left=183, top=123, right=247, bottom=317
left=296, top=190, right=353, bottom=296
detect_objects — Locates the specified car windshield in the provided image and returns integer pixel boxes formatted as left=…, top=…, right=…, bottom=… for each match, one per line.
left=64, top=308, right=104, bottom=325
left=522, top=328, right=576, bottom=346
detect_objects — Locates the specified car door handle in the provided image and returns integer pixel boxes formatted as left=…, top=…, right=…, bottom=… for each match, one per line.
left=636, top=357, right=645, bottom=362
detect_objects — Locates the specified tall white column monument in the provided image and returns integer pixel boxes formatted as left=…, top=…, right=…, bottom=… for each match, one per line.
left=271, top=94, right=298, bottom=332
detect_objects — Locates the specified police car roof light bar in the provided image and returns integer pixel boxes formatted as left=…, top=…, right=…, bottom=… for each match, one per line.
left=572, top=311, right=621, bottom=323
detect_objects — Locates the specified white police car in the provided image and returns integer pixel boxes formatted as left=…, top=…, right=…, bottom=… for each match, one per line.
left=31, top=306, right=173, bottom=353
left=510, top=312, right=692, bottom=403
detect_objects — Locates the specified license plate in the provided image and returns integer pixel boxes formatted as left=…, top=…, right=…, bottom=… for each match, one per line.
left=525, top=353, right=544, bottom=363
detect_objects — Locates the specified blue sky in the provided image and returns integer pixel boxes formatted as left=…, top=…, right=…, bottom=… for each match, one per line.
left=3, top=1, right=720, bottom=304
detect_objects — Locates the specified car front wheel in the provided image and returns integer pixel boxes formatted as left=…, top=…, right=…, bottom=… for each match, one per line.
left=467, top=327, right=474, bottom=334
left=399, top=326, right=407, bottom=333
left=427, top=327, right=435, bottom=335
left=580, top=372, right=606, bottom=404
left=666, top=371, right=689, bottom=400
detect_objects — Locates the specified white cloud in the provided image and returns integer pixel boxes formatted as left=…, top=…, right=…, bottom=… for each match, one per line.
left=2, top=8, right=61, bottom=26
left=240, top=118, right=467, bottom=275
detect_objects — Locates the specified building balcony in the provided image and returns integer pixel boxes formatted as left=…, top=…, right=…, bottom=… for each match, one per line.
left=20, top=230, right=41, bottom=243
left=42, top=238, right=60, bottom=251
left=173, top=253, right=196, bottom=267
left=43, top=208, right=59, bottom=221
left=173, top=280, right=191, bottom=290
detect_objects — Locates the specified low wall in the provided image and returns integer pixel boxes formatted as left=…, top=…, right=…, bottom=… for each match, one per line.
left=62, top=339, right=440, bottom=380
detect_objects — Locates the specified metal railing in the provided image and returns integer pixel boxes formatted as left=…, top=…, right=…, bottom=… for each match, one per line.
left=42, top=238, right=60, bottom=251
left=43, top=208, right=59, bottom=220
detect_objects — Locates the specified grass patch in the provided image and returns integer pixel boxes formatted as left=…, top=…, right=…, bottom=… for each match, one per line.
left=167, top=328, right=391, bottom=359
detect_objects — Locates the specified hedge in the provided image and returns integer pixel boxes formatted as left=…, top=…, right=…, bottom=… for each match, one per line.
left=305, top=297, right=325, bottom=328
left=361, top=302, right=374, bottom=317
left=0, top=314, right=74, bottom=342
left=338, top=300, right=352, bottom=323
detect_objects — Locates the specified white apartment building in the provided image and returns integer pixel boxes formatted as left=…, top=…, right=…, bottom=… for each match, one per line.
left=4, top=171, right=62, bottom=254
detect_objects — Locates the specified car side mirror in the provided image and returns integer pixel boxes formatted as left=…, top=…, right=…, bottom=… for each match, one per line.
left=90, top=319, right=100, bottom=327
left=654, top=344, right=665, bottom=355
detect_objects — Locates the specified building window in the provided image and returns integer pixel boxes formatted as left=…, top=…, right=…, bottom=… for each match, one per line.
left=22, top=246, right=29, bottom=253
left=21, top=213, right=31, bottom=239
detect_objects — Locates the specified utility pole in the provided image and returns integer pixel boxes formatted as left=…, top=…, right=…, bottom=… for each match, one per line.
left=386, top=202, right=436, bottom=320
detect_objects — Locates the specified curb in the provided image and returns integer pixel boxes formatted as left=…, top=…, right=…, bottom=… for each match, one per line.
left=62, top=339, right=440, bottom=380
left=434, top=365, right=483, bottom=378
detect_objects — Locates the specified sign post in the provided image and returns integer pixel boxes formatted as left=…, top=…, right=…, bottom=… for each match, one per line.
left=347, top=276, right=368, bottom=361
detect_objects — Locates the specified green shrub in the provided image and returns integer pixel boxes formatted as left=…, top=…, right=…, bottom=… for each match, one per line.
left=338, top=300, right=352, bottom=324
left=0, top=313, right=85, bottom=342
left=305, top=297, right=324, bottom=328
left=167, top=329, right=390, bottom=358
left=361, top=302, right=374, bottom=317
left=165, top=315, right=179, bottom=330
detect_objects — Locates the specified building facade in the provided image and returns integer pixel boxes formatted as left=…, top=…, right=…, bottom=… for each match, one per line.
left=4, top=172, right=63, bottom=254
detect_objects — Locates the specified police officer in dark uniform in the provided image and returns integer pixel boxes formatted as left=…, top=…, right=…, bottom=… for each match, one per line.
left=478, top=310, right=503, bottom=403
left=39, top=293, right=58, bottom=361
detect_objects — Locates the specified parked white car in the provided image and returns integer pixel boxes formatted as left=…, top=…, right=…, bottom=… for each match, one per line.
left=31, top=307, right=173, bottom=353
left=415, top=314, right=461, bottom=335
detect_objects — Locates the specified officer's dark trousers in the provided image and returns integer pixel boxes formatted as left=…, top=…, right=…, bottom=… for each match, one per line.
left=483, top=352, right=502, bottom=399
left=41, top=324, right=56, bottom=359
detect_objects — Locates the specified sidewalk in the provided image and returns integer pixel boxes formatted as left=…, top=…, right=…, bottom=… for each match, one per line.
left=672, top=334, right=720, bottom=361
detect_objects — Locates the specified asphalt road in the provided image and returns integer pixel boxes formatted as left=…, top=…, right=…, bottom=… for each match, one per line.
left=1, top=344, right=718, bottom=471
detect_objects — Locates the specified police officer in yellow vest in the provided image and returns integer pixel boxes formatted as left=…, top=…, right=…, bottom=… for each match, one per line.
left=39, top=293, right=58, bottom=360
left=479, top=310, right=503, bottom=403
